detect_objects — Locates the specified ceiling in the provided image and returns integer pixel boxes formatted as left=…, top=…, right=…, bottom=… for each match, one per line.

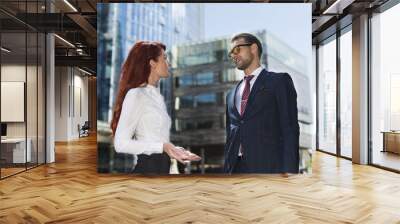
left=0, top=0, right=395, bottom=75
left=309, top=0, right=390, bottom=43
left=0, top=0, right=97, bottom=75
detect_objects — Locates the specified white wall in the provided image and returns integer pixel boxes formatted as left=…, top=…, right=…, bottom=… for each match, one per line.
left=1, top=63, right=46, bottom=164
left=1, top=65, right=26, bottom=141
left=55, top=67, right=69, bottom=141
left=1, top=65, right=40, bottom=138
left=54, top=67, right=89, bottom=141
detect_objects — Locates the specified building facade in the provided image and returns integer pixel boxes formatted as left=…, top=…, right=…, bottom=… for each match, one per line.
left=97, top=3, right=204, bottom=124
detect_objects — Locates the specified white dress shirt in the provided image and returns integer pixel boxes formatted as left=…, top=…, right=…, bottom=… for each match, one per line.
left=114, top=85, right=171, bottom=159
left=235, top=66, right=264, bottom=112
left=235, top=66, right=264, bottom=156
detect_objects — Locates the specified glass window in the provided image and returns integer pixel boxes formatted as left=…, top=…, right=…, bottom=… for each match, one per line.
left=197, top=120, right=214, bottom=129
left=178, top=52, right=217, bottom=67
left=195, top=71, right=214, bottom=85
left=339, top=28, right=352, bottom=158
left=176, top=72, right=216, bottom=87
left=371, top=4, right=400, bottom=171
left=318, top=36, right=337, bottom=154
left=178, top=75, right=193, bottom=87
left=1, top=11, right=28, bottom=177
left=180, top=95, right=194, bottom=108
left=175, top=118, right=215, bottom=131
left=27, top=31, right=39, bottom=169
left=177, top=93, right=220, bottom=109
left=195, top=93, right=217, bottom=107
left=179, top=119, right=196, bottom=131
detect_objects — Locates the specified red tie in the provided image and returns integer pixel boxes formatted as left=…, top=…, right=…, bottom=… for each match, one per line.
left=240, top=75, right=254, bottom=116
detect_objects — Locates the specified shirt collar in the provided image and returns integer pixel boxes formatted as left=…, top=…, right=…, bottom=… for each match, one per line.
left=145, top=84, right=160, bottom=94
left=243, top=66, right=263, bottom=81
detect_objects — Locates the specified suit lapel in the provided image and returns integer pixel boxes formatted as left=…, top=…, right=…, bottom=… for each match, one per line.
left=242, top=69, right=268, bottom=117
left=229, top=79, right=242, bottom=119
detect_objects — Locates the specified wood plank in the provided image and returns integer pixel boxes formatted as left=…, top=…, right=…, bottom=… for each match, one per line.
left=0, top=134, right=399, bottom=223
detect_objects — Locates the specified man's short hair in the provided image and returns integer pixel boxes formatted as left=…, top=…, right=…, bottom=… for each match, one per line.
left=231, top=33, right=263, bottom=58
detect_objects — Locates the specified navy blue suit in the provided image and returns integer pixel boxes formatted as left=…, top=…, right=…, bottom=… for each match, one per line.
left=224, top=69, right=300, bottom=173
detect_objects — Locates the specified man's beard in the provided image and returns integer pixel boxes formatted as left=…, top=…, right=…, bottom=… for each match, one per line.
left=236, top=59, right=251, bottom=70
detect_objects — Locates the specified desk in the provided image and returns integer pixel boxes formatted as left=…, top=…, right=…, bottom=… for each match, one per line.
left=382, top=131, right=400, bottom=154
left=1, top=138, right=31, bottom=163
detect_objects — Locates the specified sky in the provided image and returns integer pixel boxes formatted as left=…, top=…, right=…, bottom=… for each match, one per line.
left=204, top=3, right=312, bottom=73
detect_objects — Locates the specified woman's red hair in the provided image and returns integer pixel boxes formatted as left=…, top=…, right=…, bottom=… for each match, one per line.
left=110, top=41, right=166, bottom=136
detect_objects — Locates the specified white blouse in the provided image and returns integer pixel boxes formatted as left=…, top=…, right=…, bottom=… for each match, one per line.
left=113, top=85, right=171, bottom=156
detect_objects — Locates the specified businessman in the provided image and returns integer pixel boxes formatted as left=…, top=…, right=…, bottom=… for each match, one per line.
left=224, top=33, right=300, bottom=174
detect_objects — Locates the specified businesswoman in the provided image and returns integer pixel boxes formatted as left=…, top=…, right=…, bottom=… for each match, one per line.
left=111, top=41, right=200, bottom=174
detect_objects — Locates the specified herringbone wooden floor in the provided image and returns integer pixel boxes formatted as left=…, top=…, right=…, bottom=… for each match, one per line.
left=1, top=134, right=400, bottom=223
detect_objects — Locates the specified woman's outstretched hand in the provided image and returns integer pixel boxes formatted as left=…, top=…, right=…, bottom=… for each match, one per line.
left=163, top=143, right=201, bottom=164
left=175, top=146, right=201, bottom=162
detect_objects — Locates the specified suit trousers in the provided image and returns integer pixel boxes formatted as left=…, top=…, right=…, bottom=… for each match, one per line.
left=232, top=156, right=248, bottom=173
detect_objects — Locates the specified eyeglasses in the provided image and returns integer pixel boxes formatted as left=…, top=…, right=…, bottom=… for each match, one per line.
left=229, top=43, right=253, bottom=57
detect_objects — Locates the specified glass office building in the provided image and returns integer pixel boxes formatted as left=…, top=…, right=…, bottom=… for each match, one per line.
left=97, top=3, right=204, bottom=124
left=171, top=30, right=313, bottom=173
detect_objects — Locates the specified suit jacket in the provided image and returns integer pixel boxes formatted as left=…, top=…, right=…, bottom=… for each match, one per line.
left=223, top=69, right=300, bottom=173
